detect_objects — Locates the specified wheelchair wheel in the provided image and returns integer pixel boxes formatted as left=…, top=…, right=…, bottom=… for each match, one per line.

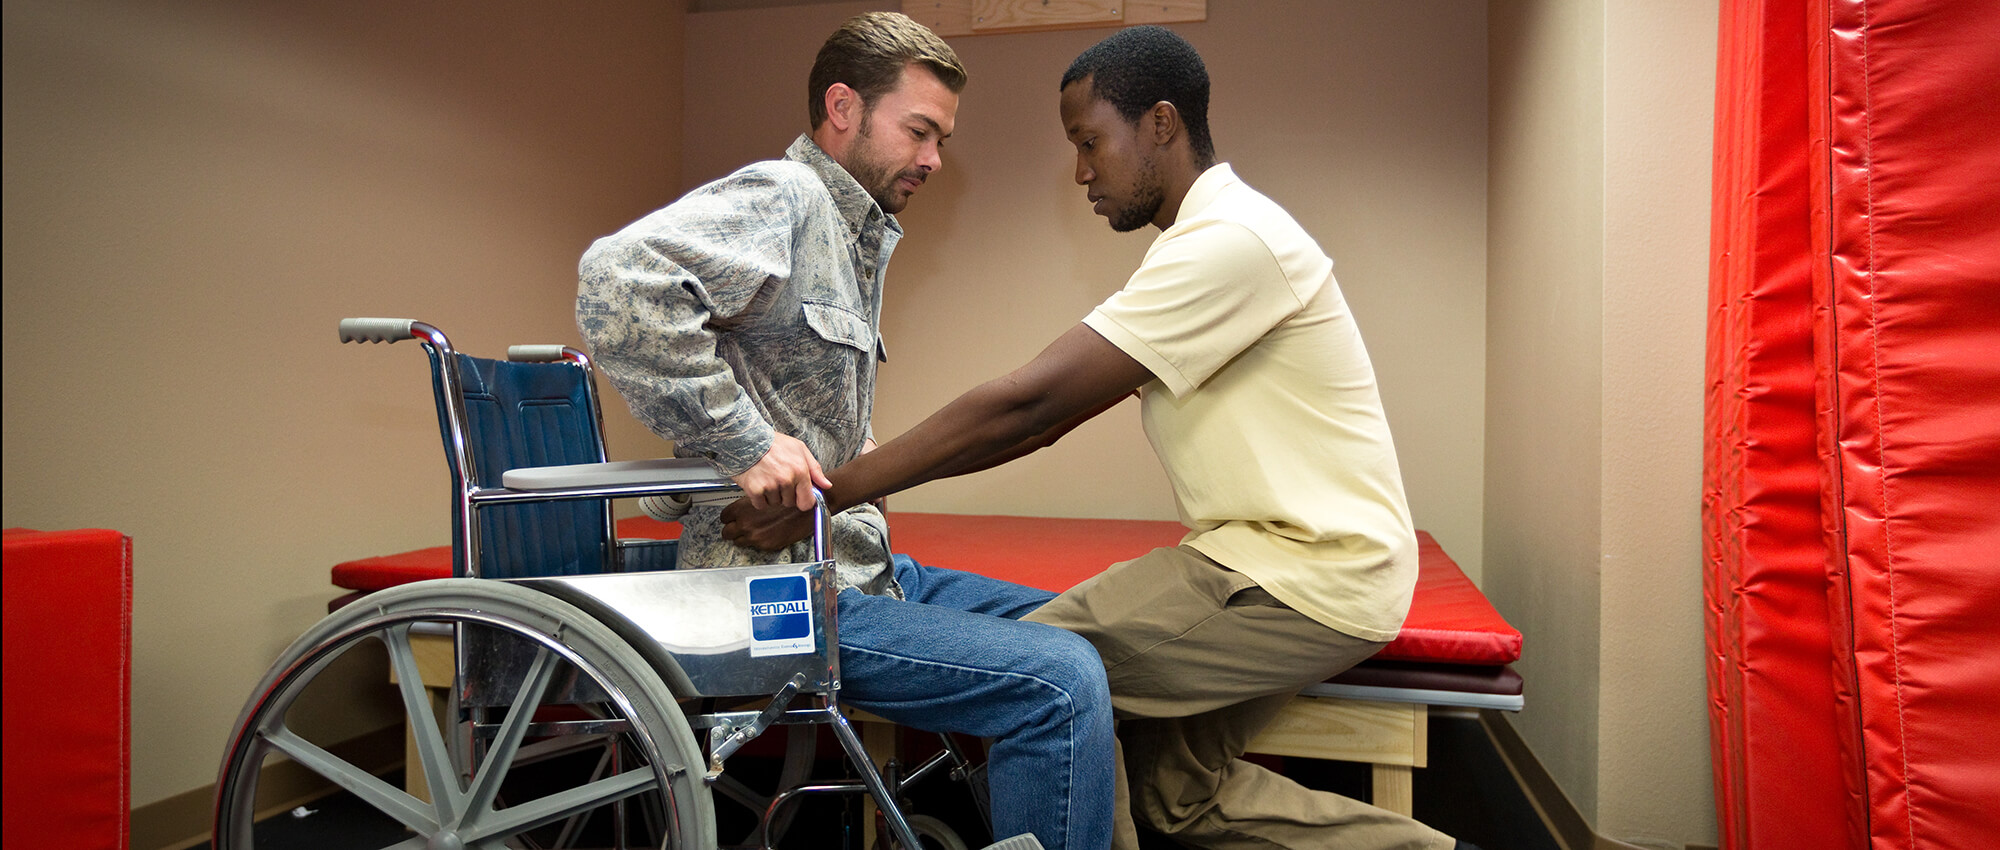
left=214, top=579, right=715, bottom=849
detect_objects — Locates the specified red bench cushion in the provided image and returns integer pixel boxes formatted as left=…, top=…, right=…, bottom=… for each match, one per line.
left=1379, top=533, right=1522, bottom=664
left=329, top=517, right=688, bottom=590
left=330, top=544, right=457, bottom=590
left=330, top=513, right=1520, bottom=666
left=886, top=513, right=1520, bottom=666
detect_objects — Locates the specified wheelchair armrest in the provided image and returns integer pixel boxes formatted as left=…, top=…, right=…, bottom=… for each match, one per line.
left=489, top=459, right=831, bottom=562
left=501, top=458, right=737, bottom=500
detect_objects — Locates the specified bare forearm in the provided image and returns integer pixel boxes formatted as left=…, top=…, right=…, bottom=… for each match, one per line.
left=824, top=374, right=1064, bottom=511
left=825, top=325, right=1151, bottom=510
left=926, top=392, right=1131, bottom=480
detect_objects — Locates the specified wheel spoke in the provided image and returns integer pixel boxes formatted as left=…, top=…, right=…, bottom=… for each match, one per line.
left=546, top=744, right=617, bottom=848
left=512, top=732, right=611, bottom=763
left=263, top=727, right=438, bottom=833
left=460, top=766, right=656, bottom=842
left=461, top=643, right=559, bottom=815
left=385, top=623, right=462, bottom=821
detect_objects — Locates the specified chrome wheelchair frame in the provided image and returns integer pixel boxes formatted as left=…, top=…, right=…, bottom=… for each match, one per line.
left=211, top=319, right=965, bottom=850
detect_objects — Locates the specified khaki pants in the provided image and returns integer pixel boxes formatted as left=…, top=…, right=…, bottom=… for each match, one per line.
left=1026, top=546, right=1452, bottom=850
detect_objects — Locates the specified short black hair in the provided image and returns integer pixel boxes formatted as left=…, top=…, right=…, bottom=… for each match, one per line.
left=1060, top=26, right=1214, bottom=166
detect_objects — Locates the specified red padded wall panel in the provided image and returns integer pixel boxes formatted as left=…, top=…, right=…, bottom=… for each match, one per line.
left=1710, top=1, right=2000, bottom=847
left=1703, top=1, right=1849, bottom=847
left=1810, top=1, right=2000, bottom=846
left=2, top=528, right=132, bottom=850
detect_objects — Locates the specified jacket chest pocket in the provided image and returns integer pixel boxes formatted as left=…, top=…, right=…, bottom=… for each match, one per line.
left=790, top=300, right=875, bottom=427
left=801, top=300, right=873, bottom=351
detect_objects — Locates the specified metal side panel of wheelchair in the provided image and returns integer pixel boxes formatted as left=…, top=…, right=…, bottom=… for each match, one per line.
left=211, top=554, right=936, bottom=850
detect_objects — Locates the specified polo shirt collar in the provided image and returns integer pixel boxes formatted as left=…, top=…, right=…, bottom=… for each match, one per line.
left=1174, top=162, right=1240, bottom=226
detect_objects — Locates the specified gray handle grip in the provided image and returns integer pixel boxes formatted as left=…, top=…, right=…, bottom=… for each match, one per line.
left=507, top=345, right=569, bottom=362
left=338, top=317, right=416, bottom=344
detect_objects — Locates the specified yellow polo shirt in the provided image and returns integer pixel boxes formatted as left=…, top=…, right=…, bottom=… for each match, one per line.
left=1081, top=164, right=1417, bottom=641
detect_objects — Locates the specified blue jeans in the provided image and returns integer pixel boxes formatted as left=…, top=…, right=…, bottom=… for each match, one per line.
left=837, top=555, right=1114, bottom=850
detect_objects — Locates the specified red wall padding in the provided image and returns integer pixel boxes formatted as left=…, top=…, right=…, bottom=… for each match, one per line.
left=3, top=528, right=132, bottom=850
left=1703, top=0, right=1848, bottom=846
left=1707, top=1, right=2000, bottom=848
left=1809, top=1, right=2000, bottom=846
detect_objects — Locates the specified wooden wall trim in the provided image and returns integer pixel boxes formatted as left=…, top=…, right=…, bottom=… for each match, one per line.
left=1480, top=710, right=1649, bottom=850
left=904, top=0, right=1205, bottom=38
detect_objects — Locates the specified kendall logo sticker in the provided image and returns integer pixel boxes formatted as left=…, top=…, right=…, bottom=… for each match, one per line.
left=747, top=574, right=815, bottom=657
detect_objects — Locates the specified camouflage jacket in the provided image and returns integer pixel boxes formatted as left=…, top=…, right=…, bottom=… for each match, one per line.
left=577, top=135, right=900, bottom=597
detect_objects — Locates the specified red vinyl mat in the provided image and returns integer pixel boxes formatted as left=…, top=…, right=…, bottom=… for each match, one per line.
left=1706, top=1, right=2000, bottom=847
left=884, top=514, right=1520, bottom=666
left=334, top=513, right=1520, bottom=666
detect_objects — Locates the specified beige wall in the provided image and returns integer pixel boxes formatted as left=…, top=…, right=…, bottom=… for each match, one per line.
left=4, top=0, right=1717, bottom=846
left=1, top=0, right=685, bottom=815
left=681, top=1, right=1492, bottom=575
left=1486, top=0, right=1608, bottom=821
left=1487, top=1, right=1717, bottom=848
left=1599, top=2, right=1716, bottom=846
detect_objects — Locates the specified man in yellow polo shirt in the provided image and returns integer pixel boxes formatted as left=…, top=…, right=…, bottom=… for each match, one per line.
left=725, top=25, right=1468, bottom=850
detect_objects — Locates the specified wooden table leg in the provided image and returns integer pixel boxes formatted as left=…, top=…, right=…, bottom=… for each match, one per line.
left=844, top=708, right=898, bottom=848
left=1245, top=695, right=1428, bottom=817
left=1371, top=763, right=1415, bottom=816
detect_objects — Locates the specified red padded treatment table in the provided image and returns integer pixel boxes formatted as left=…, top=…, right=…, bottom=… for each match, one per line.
left=857, top=513, right=1523, bottom=815
left=333, top=512, right=1520, bottom=814
left=881, top=513, right=1522, bottom=669
left=3, top=528, right=132, bottom=850
left=334, top=514, right=1522, bottom=672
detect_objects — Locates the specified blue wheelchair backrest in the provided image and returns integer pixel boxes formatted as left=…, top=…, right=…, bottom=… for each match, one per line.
left=427, top=347, right=613, bottom=580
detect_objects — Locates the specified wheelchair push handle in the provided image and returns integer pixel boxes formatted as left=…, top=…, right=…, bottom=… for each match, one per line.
left=507, top=344, right=572, bottom=362
left=337, top=317, right=413, bottom=344
left=338, top=317, right=441, bottom=346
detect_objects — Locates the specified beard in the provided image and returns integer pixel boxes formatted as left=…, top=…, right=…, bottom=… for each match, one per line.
left=1107, top=155, right=1165, bottom=232
left=847, top=112, right=925, bottom=214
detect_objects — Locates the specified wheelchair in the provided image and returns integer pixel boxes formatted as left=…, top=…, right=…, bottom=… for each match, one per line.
left=212, top=319, right=984, bottom=850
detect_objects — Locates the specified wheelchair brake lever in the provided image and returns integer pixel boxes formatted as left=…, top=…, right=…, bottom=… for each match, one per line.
left=704, top=673, right=807, bottom=782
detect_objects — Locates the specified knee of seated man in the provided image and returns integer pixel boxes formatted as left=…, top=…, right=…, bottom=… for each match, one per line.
left=1027, top=626, right=1112, bottom=708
